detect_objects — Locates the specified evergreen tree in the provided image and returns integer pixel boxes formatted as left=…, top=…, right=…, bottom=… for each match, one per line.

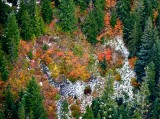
left=20, top=10, right=34, bottom=40
left=0, top=51, right=9, bottom=82
left=61, top=100, right=69, bottom=119
left=18, top=102, right=25, bottom=119
left=41, top=0, right=53, bottom=23
left=82, top=105, right=94, bottom=119
left=82, top=11, right=98, bottom=45
left=99, top=69, right=118, bottom=118
left=4, top=87, right=18, bottom=119
left=150, top=98, right=160, bottom=119
left=116, top=0, right=131, bottom=23
left=134, top=18, right=154, bottom=82
left=136, top=64, right=152, bottom=118
left=0, top=109, right=4, bottom=119
left=82, top=0, right=104, bottom=45
left=58, top=0, right=77, bottom=32
left=74, top=0, right=90, bottom=11
left=145, top=62, right=156, bottom=102
left=128, top=11, right=142, bottom=57
left=110, top=9, right=117, bottom=28
left=91, top=98, right=100, bottom=118
left=131, top=109, right=142, bottom=119
left=23, top=77, right=47, bottom=119
left=2, top=12, right=20, bottom=62
left=0, top=0, right=11, bottom=24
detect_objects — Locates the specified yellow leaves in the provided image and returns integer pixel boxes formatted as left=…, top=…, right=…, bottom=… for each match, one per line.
left=48, top=62, right=60, bottom=79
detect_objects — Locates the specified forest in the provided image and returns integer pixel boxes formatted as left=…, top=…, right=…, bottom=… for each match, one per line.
left=0, top=0, right=160, bottom=119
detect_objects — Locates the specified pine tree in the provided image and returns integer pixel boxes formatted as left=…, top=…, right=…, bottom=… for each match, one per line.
left=91, top=98, right=100, bottom=118
left=61, top=100, right=69, bottom=119
left=145, top=62, right=156, bottom=102
left=82, top=10, right=98, bottom=45
left=82, top=105, right=94, bottom=119
left=136, top=63, right=152, bottom=118
left=0, top=0, right=11, bottom=24
left=41, top=0, right=53, bottom=23
left=110, top=9, right=117, bottom=28
left=18, top=102, right=25, bottom=119
left=58, top=0, right=77, bottom=32
left=0, top=51, right=9, bottom=82
left=99, top=69, right=118, bottom=118
left=2, top=12, right=20, bottom=62
left=0, top=109, right=4, bottom=119
left=20, top=10, right=34, bottom=40
left=74, top=0, right=90, bottom=11
left=134, top=18, right=154, bottom=82
left=4, top=86, right=18, bottom=119
left=23, top=77, right=47, bottom=119
left=128, top=11, right=142, bottom=57
left=116, top=0, right=131, bottom=23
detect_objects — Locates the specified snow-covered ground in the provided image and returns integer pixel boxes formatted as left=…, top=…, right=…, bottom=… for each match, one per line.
left=106, top=36, right=136, bottom=102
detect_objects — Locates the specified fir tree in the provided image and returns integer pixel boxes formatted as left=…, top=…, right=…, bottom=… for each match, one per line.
left=2, top=12, right=20, bottom=62
left=23, top=77, right=47, bottom=119
left=91, top=98, right=100, bottom=118
left=41, top=0, right=53, bottom=23
left=82, top=105, right=94, bottom=119
left=0, top=51, right=9, bottom=82
left=74, top=0, right=90, bottom=11
left=20, top=10, right=34, bottom=40
left=110, top=9, right=117, bottom=28
left=99, top=69, right=118, bottom=118
left=4, top=86, right=18, bottom=119
left=58, top=0, right=77, bottom=32
left=134, top=18, right=154, bottom=82
left=18, top=102, right=25, bottom=119
left=0, top=109, right=4, bottom=119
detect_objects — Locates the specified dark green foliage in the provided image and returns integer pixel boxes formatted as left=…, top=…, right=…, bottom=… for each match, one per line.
left=100, top=58, right=107, bottom=71
left=58, top=0, right=77, bottom=32
left=43, top=44, right=48, bottom=51
left=134, top=18, right=154, bottom=82
left=82, top=11, right=98, bottom=45
left=0, top=109, right=5, bottom=119
left=18, top=103, right=25, bottom=119
left=28, top=51, right=33, bottom=60
left=91, top=98, right=100, bottom=118
left=20, top=10, right=34, bottom=40
left=23, top=77, right=47, bottom=119
left=110, top=9, right=117, bottom=28
left=61, top=100, right=69, bottom=119
left=0, top=51, right=9, bottom=82
left=2, top=12, right=20, bottom=62
left=82, top=105, right=94, bottom=119
left=150, top=98, right=160, bottom=119
left=74, top=0, right=90, bottom=11
left=128, top=11, right=142, bottom=57
left=0, top=0, right=11, bottom=24
left=116, top=0, right=131, bottom=23
left=82, top=0, right=104, bottom=45
left=42, top=0, right=53, bottom=23
left=4, top=87, right=18, bottom=119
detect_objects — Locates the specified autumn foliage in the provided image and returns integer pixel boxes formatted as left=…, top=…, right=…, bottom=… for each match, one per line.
left=98, top=48, right=112, bottom=62
left=129, top=57, right=137, bottom=69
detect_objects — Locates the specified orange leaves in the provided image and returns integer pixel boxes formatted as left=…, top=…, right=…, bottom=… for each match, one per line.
left=98, top=48, right=112, bottom=62
left=129, top=57, right=137, bottom=69
left=56, top=51, right=64, bottom=57
left=106, top=0, right=116, bottom=9
left=105, top=13, right=111, bottom=26
left=43, top=54, right=52, bottom=65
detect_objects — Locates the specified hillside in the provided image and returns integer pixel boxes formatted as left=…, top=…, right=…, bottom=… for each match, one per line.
left=0, top=0, right=160, bottom=119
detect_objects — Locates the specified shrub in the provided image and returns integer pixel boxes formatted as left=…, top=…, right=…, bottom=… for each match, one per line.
left=84, top=86, right=91, bottom=95
left=43, top=44, right=48, bottom=51
left=70, top=104, right=81, bottom=118
left=131, top=78, right=140, bottom=87
left=28, top=51, right=33, bottom=60
left=115, top=73, right=121, bottom=81
left=73, top=44, right=84, bottom=57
